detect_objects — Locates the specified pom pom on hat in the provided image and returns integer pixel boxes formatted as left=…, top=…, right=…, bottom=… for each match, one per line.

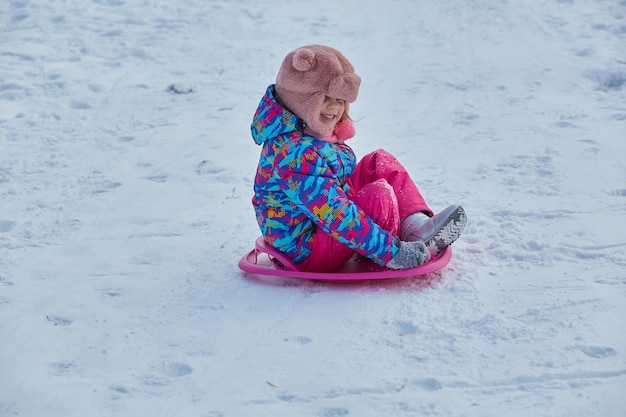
left=275, top=45, right=361, bottom=138
left=333, top=118, right=356, bottom=141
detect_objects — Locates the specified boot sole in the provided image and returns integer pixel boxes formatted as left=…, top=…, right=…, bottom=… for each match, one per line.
left=424, top=206, right=467, bottom=257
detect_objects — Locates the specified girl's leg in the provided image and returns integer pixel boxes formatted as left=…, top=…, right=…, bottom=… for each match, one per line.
left=348, top=149, right=467, bottom=257
left=350, top=179, right=401, bottom=235
left=349, top=148, right=434, bottom=219
left=297, top=230, right=353, bottom=272
left=298, top=179, right=400, bottom=272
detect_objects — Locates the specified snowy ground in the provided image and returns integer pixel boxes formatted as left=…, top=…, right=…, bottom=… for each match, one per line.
left=1, top=0, right=625, bottom=416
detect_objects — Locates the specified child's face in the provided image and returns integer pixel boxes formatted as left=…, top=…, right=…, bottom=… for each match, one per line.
left=319, top=96, right=346, bottom=131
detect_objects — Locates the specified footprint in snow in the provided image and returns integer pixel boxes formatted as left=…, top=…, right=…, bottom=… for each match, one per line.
left=167, top=83, right=193, bottom=94
left=146, top=175, right=167, bottom=183
left=609, top=189, right=626, bottom=197
left=396, top=320, right=420, bottom=336
left=162, top=362, right=193, bottom=377
left=196, top=160, right=226, bottom=176
left=411, top=377, right=442, bottom=391
left=0, top=220, right=16, bottom=233
left=588, top=70, right=625, bottom=91
left=578, top=345, right=617, bottom=359
left=70, top=100, right=91, bottom=110
left=93, top=181, right=122, bottom=194
left=46, top=316, right=73, bottom=326
left=0, top=275, right=14, bottom=286
left=319, top=407, right=350, bottom=417
left=284, top=336, right=312, bottom=345
left=110, top=385, right=130, bottom=395
left=93, top=0, right=125, bottom=6
left=50, top=361, right=77, bottom=374
left=97, top=288, right=126, bottom=298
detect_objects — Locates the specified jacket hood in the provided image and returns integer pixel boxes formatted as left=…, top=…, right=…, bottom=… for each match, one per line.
left=251, top=85, right=301, bottom=145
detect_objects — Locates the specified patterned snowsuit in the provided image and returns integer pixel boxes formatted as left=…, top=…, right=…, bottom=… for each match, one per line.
left=251, top=85, right=432, bottom=271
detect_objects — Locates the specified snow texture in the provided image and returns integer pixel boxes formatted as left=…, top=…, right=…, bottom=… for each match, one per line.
left=1, top=0, right=625, bottom=416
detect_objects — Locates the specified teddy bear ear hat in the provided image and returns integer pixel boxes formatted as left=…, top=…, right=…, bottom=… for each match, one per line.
left=277, top=45, right=361, bottom=101
left=275, top=45, right=361, bottom=137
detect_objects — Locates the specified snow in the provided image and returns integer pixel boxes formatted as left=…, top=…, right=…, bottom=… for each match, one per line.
left=1, top=0, right=625, bottom=415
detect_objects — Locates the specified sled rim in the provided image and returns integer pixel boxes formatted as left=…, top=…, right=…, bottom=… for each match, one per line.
left=238, top=239, right=452, bottom=282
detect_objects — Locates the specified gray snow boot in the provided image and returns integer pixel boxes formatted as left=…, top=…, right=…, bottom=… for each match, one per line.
left=400, top=205, right=467, bottom=257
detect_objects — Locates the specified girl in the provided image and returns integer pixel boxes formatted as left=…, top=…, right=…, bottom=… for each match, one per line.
left=251, top=44, right=466, bottom=272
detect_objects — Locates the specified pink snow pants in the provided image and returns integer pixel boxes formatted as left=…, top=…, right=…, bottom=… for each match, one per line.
left=299, top=149, right=433, bottom=272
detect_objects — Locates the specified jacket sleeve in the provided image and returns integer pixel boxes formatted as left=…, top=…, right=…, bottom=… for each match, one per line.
left=273, top=141, right=398, bottom=265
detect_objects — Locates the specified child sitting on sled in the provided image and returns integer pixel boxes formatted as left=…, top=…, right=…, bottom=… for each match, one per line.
left=250, top=44, right=466, bottom=272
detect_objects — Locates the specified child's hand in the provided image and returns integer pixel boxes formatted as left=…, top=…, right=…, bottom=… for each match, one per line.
left=386, top=241, right=431, bottom=270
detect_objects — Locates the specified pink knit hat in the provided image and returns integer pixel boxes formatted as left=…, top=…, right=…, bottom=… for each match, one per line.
left=275, top=45, right=361, bottom=138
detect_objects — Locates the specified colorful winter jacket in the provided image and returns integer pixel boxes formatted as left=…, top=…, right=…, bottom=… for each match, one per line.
left=251, top=85, right=398, bottom=266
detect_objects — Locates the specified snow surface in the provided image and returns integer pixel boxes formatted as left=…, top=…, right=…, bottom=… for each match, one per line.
left=2, top=0, right=626, bottom=416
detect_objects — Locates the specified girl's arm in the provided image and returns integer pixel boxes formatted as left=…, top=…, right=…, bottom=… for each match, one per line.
left=274, top=142, right=397, bottom=265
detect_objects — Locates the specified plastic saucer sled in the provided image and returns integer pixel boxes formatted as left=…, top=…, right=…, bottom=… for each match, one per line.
left=238, top=237, right=452, bottom=283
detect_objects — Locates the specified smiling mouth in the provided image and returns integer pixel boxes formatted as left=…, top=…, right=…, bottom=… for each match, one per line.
left=322, top=114, right=336, bottom=120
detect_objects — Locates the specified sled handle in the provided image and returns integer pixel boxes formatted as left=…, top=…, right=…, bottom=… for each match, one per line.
left=255, top=237, right=300, bottom=271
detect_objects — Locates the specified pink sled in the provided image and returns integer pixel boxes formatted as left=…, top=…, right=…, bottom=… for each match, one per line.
left=239, top=236, right=452, bottom=283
